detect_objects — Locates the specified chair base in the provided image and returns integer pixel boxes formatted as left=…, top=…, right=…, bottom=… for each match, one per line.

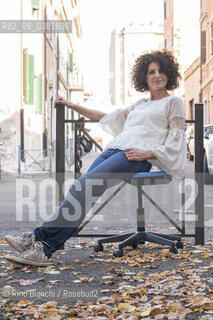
left=94, top=231, right=183, bottom=257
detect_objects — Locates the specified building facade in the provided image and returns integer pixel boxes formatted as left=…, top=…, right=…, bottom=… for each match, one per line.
left=109, top=23, right=164, bottom=106
left=200, top=0, right=213, bottom=124
left=184, top=57, right=201, bottom=121
left=0, top=0, right=83, bottom=172
left=163, top=0, right=200, bottom=100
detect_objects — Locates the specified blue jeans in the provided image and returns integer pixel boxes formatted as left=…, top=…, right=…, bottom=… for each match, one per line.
left=34, top=149, right=152, bottom=258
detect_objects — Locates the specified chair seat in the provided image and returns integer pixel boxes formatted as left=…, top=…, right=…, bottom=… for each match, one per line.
left=130, top=170, right=172, bottom=185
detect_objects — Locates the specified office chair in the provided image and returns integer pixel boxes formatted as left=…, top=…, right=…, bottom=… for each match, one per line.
left=93, top=171, right=183, bottom=257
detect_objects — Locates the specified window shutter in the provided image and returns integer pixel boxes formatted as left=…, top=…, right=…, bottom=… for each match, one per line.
left=201, top=30, right=206, bottom=65
left=31, top=0, right=40, bottom=10
left=68, top=52, right=73, bottom=72
left=37, top=73, right=43, bottom=115
left=27, top=55, right=34, bottom=105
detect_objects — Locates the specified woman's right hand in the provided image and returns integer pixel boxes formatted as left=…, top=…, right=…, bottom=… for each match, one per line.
left=54, top=97, right=105, bottom=120
left=54, top=96, right=69, bottom=108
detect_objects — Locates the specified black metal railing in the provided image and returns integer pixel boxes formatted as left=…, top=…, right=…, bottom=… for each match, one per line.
left=73, top=117, right=103, bottom=179
left=18, top=146, right=52, bottom=176
left=186, top=103, right=204, bottom=245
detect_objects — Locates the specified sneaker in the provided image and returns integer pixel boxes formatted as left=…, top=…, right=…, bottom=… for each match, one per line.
left=4, top=232, right=35, bottom=253
left=5, top=241, right=51, bottom=267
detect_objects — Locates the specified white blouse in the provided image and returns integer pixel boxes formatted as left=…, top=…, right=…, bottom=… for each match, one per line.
left=99, top=95, right=187, bottom=179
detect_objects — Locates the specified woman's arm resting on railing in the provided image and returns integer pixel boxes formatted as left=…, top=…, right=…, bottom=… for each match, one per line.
left=54, top=97, right=106, bottom=121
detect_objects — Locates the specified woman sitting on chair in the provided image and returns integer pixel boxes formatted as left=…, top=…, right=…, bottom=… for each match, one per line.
left=5, top=50, right=186, bottom=266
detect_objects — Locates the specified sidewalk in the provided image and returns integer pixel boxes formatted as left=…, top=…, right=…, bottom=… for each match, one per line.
left=0, top=150, right=101, bottom=178
left=0, top=155, right=213, bottom=319
left=0, top=238, right=213, bottom=319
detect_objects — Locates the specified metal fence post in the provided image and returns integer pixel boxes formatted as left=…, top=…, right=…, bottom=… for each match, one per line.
left=56, top=104, right=65, bottom=203
left=49, top=145, right=52, bottom=177
left=74, top=121, right=81, bottom=179
left=194, top=103, right=204, bottom=245
left=18, top=145, right=21, bottom=174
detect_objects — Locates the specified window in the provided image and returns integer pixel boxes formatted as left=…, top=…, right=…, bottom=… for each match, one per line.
left=23, top=49, right=35, bottom=105
left=31, top=0, right=40, bottom=10
left=170, top=0, right=173, bottom=8
left=68, top=52, right=73, bottom=72
left=37, top=73, right=43, bottom=115
left=27, top=55, right=34, bottom=105
left=164, top=1, right=166, bottom=20
left=201, top=30, right=207, bottom=64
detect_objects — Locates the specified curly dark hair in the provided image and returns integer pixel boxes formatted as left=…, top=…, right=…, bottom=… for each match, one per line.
left=131, top=50, right=181, bottom=92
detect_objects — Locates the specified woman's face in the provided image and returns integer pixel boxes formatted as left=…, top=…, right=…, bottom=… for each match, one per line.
left=146, top=62, right=168, bottom=92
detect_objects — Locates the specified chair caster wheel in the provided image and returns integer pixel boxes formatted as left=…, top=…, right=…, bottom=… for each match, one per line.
left=169, top=246, right=178, bottom=254
left=94, top=244, right=103, bottom=252
left=132, top=243, right=138, bottom=249
left=113, top=249, right=123, bottom=257
left=139, top=240, right=145, bottom=244
left=176, top=241, right=183, bottom=249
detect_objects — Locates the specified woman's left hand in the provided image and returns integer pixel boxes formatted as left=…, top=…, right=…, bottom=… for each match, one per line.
left=124, top=148, right=156, bottom=161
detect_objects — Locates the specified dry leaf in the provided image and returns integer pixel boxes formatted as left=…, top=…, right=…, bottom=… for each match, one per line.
left=20, top=277, right=46, bottom=286
left=140, top=307, right=153, bottom=317
left=73, top=259, right=82, bottom=263
left=17, top=300, right=34, bottom=307
left=117, top=302, right=136, bottom=313
left=79, top=277, right=94, bottom=282
left=103, top=280, right=115, bottom=286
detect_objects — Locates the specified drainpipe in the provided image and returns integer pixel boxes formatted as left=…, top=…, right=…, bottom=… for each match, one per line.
left=199, top=58, right=202, bottom=103
left=66, top=43, right=69, bottom=149
left=20, top=0, right=25, bottom=162
left=43, top=5, right=47, bottom=157
left=123, top=32, right=125, bottom=105
left=199, top=25, right=202, bottom=103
